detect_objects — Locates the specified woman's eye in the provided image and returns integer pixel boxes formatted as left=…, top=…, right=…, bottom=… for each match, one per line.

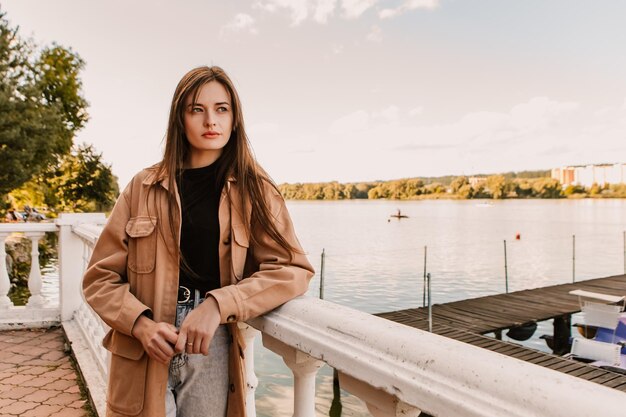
left=217, top=106, right=229, bottom=113
left=192, top=107, right=203, bottom=113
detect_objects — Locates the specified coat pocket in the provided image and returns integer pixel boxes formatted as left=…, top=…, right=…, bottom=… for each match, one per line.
left=231, top=223, right=249, bottom=281
left=126, top=216, right=157, bottom=274
left=103, top=330, right=148, bottom=416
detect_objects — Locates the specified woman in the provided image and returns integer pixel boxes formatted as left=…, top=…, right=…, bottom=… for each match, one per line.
left=83, top=66, right=314, bottom=417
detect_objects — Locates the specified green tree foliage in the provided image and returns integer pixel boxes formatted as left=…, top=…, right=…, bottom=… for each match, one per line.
left=0, top=11, right=88, bottom=198
left=367, top=179, right=425, bottom=199
left=450, top=176, right=470, bottom=194
left=42, top=144, right=119, bottom=212
left=531, top=178, right=562, bottom=198
left=9, top=144, right=119, bottom=213
left=486, top=175, right=507, bottom=199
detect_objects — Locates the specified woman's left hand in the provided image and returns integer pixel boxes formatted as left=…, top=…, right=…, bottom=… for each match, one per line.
left=175, top=296, right=221, bottom=355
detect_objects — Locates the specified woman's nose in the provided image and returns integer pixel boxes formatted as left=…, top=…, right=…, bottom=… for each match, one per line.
left=204, top=111, right=215, bottom=127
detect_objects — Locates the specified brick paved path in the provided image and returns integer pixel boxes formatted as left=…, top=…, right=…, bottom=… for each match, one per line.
left=0, top=327, right=95, bottom=417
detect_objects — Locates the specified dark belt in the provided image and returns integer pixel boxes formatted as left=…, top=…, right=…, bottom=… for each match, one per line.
left=178, top=286, right=191, bottom=304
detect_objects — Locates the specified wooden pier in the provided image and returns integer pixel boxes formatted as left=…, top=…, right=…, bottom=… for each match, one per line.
left=376, top=274, right=626, bottom=392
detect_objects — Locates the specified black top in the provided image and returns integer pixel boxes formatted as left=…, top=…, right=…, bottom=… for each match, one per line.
left=176, top=160, right=225, bottom=294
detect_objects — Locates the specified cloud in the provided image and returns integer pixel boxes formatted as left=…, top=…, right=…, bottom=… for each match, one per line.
left=254, top=0, right=338, bottom=25
left=252, top=0, right=435, bottom=26
left=329, top=110, right=370, bottom=134
left=314, top=0, right=338, bottom=23
left=379, top=0, right=440, bottom=19
left=408, top=106, right=423, bottom=117
left=366, top=25, right=383, bottom=42
left=256, top=98, right=626, bottom=183
left=331, top=43, right=344, bottom=54
left=220, top=13, right=258, bottom=36
left=341, top=0, right=379, bottom=19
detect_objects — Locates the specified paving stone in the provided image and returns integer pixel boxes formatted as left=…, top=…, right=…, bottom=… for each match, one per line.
left=0, top=385, right=37, bottom=399
left=20, top=359, right=58, bottom=367
left=21, top=388, right=59, bottom=403
left=68, top=399, right=87, bottom=408
left=21, top=376, right=58, bottom=388
left=21, top=404, right=64, bottom=417
left=21, top=346, right=51, bottom=357
left=38, top=340, right=64, bottom=350
left=1, top=400, right=38, bottom=414
left=49, top=407, right=87, bottom=417
left=0, top=370, right=17, bottom=381
left=41, top=350, right=67, bottom=361
left=20, top=366, right=51, bottom=376
left=0, top=363, right=14, bottom=372
left=44, top=378, right=76, bottom=391
left=0, top=328, right=94, bottom=416
left=0, top=350, right=15, bottom=360
left=44, top=391, right=82, bottom=406
left=3, top=373, right=36, bottom=385
left=3, top=354, right=29, bottom=365
left=64, top=385, right=80, bottom=394
left=42, top=367, right=72, bottom=380
left=0, top=397, right=16, bottom=408
left=2, top=343, right=29, bottom=355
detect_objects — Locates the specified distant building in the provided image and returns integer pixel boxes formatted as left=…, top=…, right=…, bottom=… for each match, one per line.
left=469, top=177, right=487, bottom=188
left=551, top=163, right=626, bottom=187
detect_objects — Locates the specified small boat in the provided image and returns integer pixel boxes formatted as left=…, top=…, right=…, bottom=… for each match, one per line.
left=561, top=290, right=626, bottom=372
left=390, top=209, right=408, bottom=219
left=506, top=322, right=537, bottom=341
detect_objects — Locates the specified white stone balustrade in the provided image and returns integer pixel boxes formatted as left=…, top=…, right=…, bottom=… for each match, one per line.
left=4, top=214, right=626, bottom=417
left=0, top=222, right=58, bottom=328
left=248, top=296, right=626, bottom=417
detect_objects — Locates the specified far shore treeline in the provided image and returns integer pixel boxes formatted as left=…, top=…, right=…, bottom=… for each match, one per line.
left=278, top=170, right=626, bottom=200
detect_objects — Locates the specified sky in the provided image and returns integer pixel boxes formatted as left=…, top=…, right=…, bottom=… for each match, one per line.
left=2, top=0, right=626, bottom=187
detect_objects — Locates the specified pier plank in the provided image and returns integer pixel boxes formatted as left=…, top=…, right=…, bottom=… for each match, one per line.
left=377, top=274, right=626, bottom=392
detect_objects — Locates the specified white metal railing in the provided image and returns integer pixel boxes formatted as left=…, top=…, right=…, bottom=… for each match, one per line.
left=2, top=213, right=626, bottom=417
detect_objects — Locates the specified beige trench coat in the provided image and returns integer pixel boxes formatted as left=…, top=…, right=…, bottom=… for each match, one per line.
left=82, top=166, right=314, bottom=417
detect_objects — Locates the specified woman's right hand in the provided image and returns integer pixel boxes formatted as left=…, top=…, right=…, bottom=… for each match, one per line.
left=131, top=315, right=179, bottom=365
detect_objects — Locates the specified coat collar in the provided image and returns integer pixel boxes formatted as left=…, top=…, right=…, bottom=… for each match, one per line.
left=141, top=166, right=236, bottom=191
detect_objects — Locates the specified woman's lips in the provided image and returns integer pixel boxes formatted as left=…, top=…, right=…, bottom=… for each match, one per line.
left=202, top=131, right=220, bottom=138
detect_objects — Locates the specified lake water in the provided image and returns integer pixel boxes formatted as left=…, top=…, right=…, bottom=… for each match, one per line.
left=34, top=199, right=626, bottom=416
left=255, top=199, right=626, bottom=416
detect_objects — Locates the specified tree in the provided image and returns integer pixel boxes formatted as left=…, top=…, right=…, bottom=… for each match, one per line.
left=486, top=175, right=507, bottom=199
left=42, top=144, right=119, bottom=212
left=450, top=176, right=470, bottom=194
left=0, top=10, right=88, bottom=199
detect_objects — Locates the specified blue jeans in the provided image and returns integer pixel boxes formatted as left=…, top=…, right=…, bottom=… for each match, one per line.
left=165, top=290, right=230, bottom=417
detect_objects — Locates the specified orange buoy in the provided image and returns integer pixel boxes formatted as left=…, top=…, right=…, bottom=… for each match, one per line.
left=515, top=233, right=521, bottom=240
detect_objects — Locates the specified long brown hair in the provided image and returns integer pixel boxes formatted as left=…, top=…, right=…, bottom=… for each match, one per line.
left=152, top=66, right=298, bottom=266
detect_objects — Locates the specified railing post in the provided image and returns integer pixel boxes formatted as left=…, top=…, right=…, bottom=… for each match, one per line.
left=238, top=322, right=260, bottom=417
left=263, top=334, right=323, bottom=417
left=339, top=373, right=422, bottom=417
left=57, top=213, right=106, bottom=321
left=25, top=232, right=46, bottom=307
left=0, top=232, right=13, bottom=308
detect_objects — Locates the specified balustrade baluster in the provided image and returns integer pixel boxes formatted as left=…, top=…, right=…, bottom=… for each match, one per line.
left=339, top=373, right=422, bottom=417
left=263, top=334, right=324, bottom=417
left=26, top=232, right=45, bottom=307
left=239, top=323, right=260, bottom=417
left=0, top=233, right=13, bottom=308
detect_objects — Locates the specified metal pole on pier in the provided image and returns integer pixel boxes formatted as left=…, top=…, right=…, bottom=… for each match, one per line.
left=427, top=272, right=432, bottom=333
left=623, top=231, right=625, bottom=275
left=572, top=234, right=576, bottom=283
left=320, top=248, right=325, bottom=300
left=504, top=240, right=509, bottom=293
left=423, top=246, right=427, bottom=307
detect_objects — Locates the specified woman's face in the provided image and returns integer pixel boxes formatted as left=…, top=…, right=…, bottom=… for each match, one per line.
left=183, top=81, right=233, bottom=168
